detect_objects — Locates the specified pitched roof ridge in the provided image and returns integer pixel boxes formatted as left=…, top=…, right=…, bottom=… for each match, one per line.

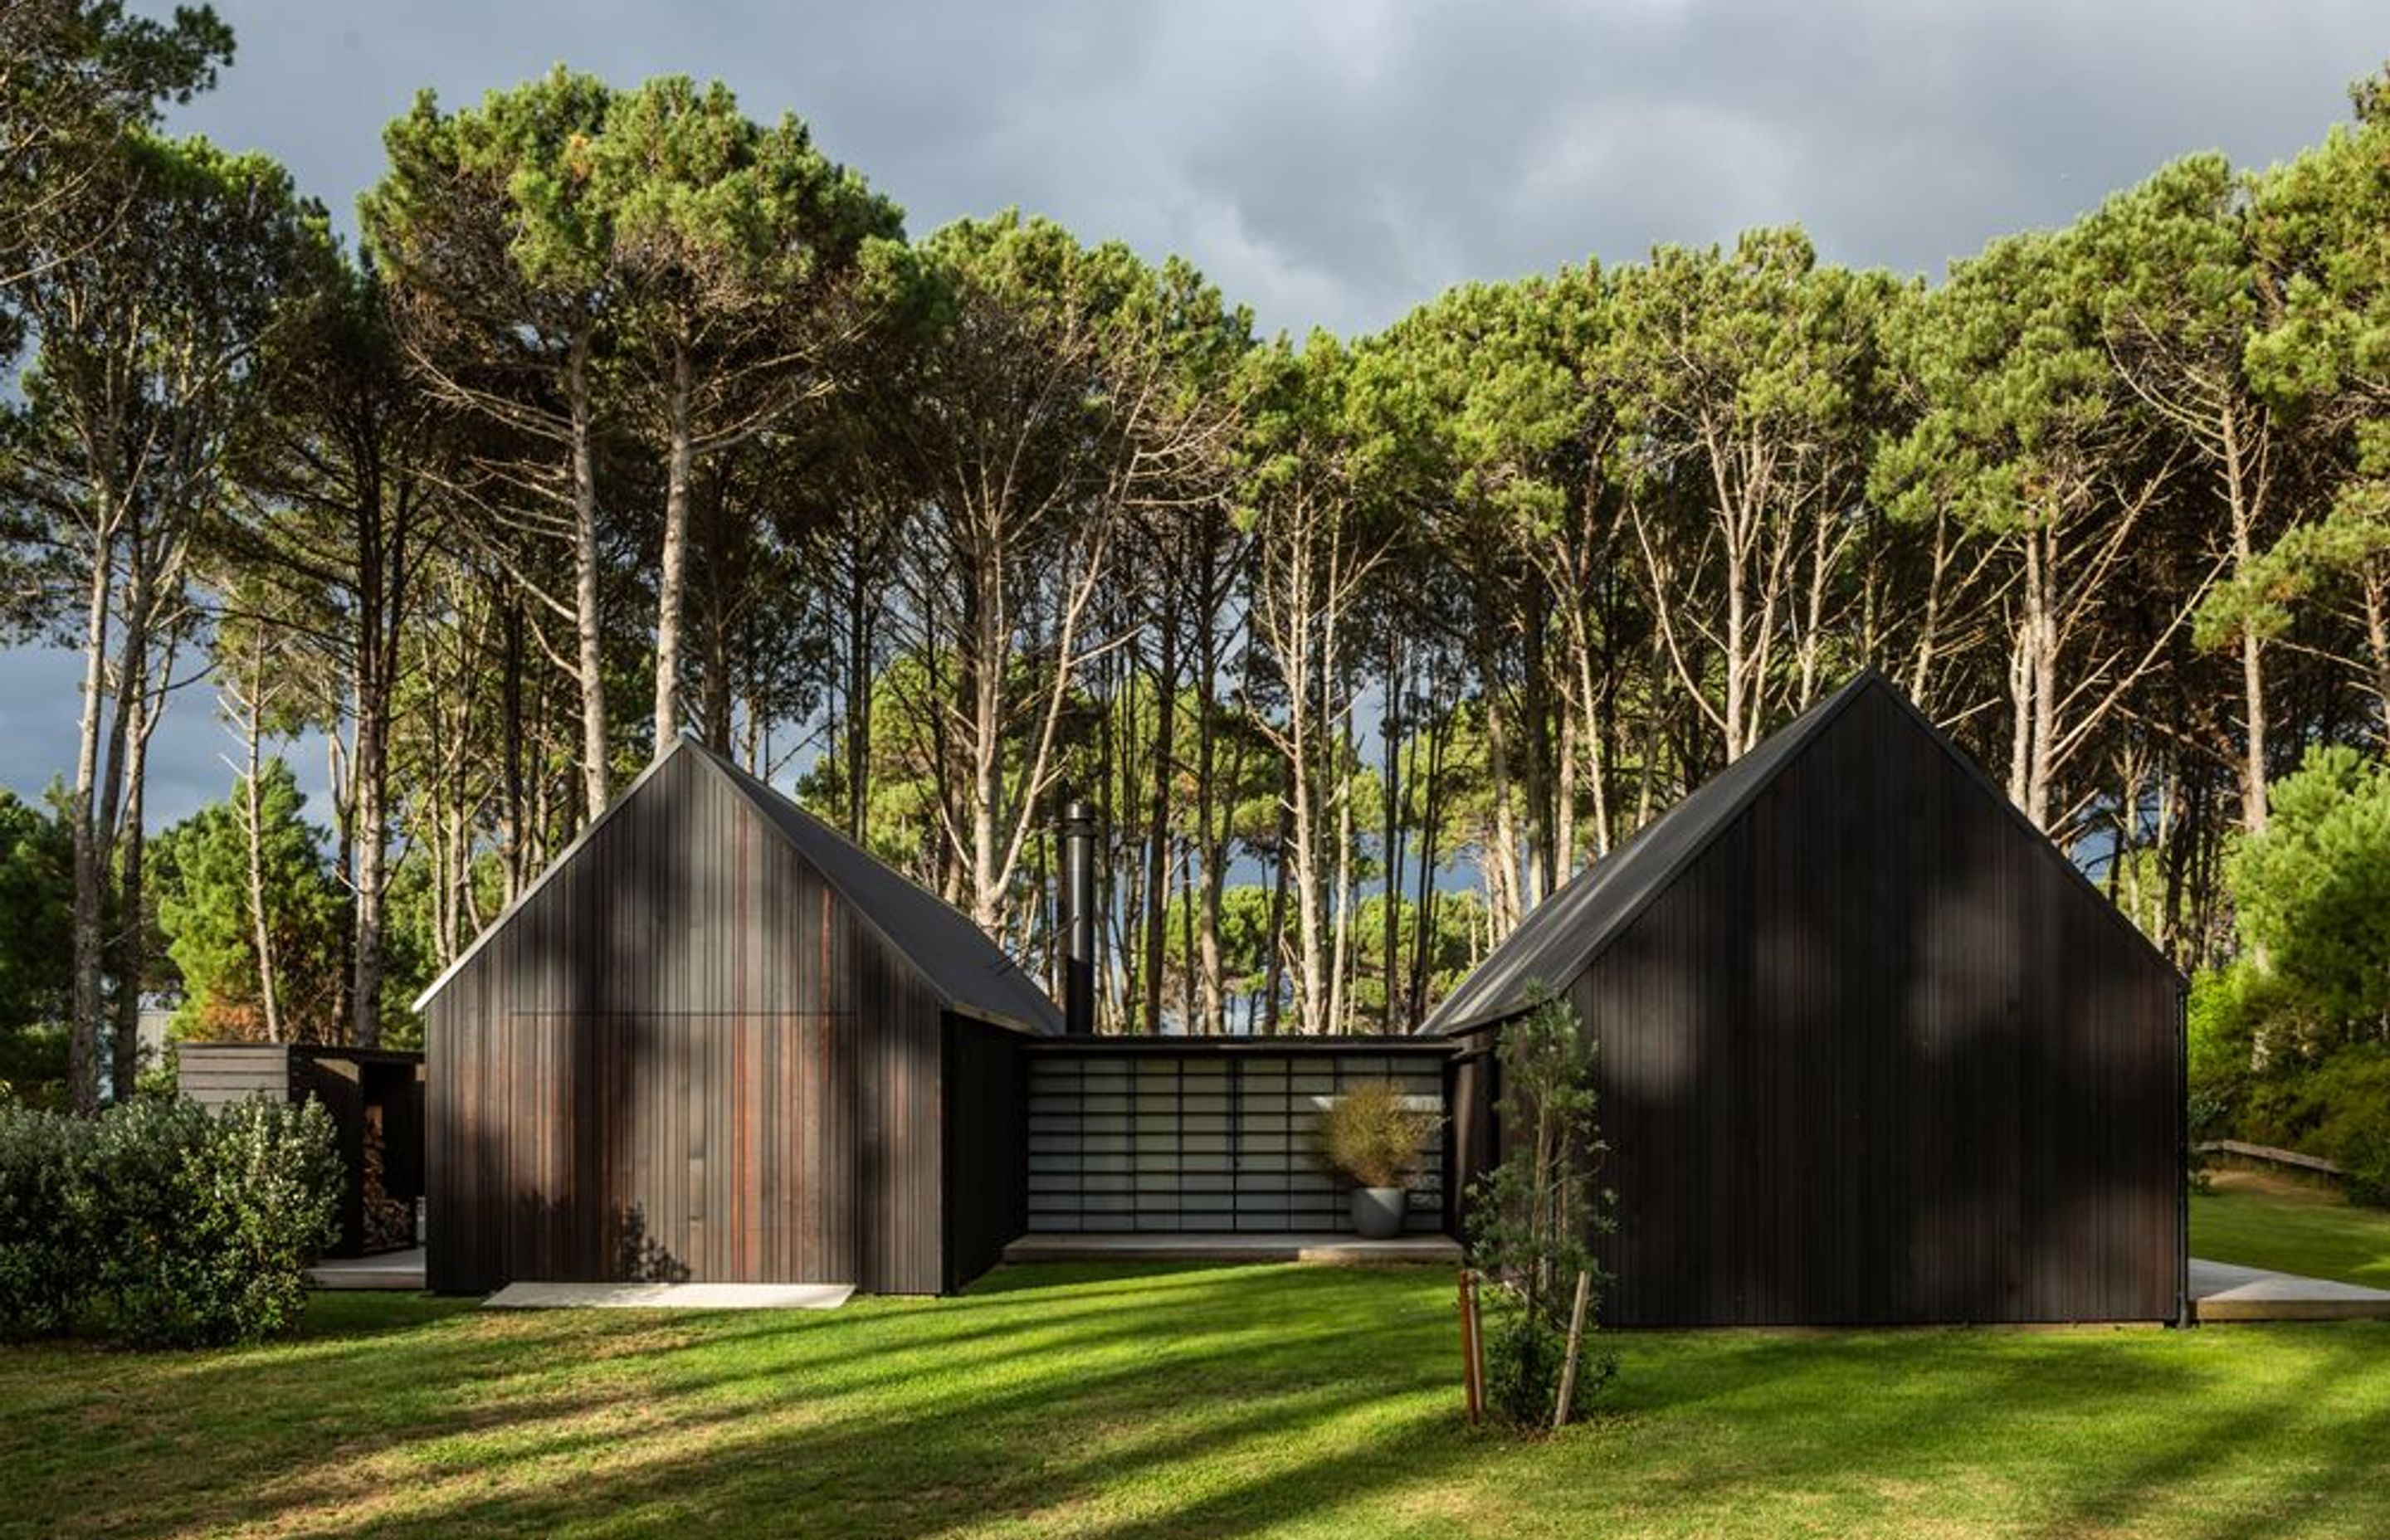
left=1856, top=680, right=2184, bottom=983
left=417, top=738, right=1063, bottom=1032
left=410, top=745, right=690, bottom=1011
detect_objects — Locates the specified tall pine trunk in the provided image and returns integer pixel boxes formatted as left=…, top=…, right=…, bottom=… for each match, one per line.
left=69, top=515, right=117, bottom=1114
left=110, top=689, right=150, bottom=1096
left=569, top=334, right=611, bottom=820
left=2223, top=412, right=2269, bottom=833
left=240, top=660, right=284, bottom=1044
left=351, top=704, right=388, bottom=1047
left=652, top=334, right=693, bottom=754
left=1139, top=611, right=1178, bottom=1035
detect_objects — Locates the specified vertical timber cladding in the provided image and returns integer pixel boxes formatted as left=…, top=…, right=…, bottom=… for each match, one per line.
left=422, top=747, right=958, bottom=1295
left=1024, top=1040, right=1451, bottom=1234
left=1560, top=680, right=2183, bottom=1327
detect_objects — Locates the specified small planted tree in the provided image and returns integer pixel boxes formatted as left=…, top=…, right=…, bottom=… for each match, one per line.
left=1466, top=989, right=1614, bottom=1429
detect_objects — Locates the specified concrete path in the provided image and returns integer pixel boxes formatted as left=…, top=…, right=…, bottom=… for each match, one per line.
left=305, top=1247, right=427, bottom=1290
left=2189, top=1256, right=2390, bottom=1322
left=484, top=1280, right=854, bottom=1309
left=1002, top=1231, right=1463, bottom=1265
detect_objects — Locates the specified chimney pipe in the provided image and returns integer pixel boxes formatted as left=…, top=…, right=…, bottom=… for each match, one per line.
left=1060, top=799, right=1097, bottom=1035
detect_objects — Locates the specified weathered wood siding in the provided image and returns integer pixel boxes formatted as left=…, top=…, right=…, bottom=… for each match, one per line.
left=1462, top=684, right=2183, bottom=1326
left=176, top=1043, right=290, bottom=1109
left=424, top=750, right=962, bottom=1294
left=1025, top=1042, right=1450, bottom=1235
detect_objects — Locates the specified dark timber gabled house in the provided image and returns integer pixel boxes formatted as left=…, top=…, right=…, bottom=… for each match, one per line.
left=416, top=738, right=1060, bottom=1297
left=1428, top=671, right=2188, bottom=1328
left=422, top=674, right=2184, bottom=1322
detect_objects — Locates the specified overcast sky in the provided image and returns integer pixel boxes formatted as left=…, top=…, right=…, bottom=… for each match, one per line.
left=2, top=0, right=2382, bottom=825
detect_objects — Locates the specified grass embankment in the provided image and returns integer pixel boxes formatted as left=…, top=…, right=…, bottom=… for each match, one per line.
left=2191, top=1162, right=2390, bottom=1289
left=5, top=1262, right=2388, bottom=1540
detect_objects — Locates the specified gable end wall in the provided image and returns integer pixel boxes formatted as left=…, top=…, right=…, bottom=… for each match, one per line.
left=425, top=750, right=952, bottom=1294
left=1571, top=685, right=2181, bottom=1325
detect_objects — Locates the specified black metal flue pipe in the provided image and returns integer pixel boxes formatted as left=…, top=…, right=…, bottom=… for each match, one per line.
left=1061, top=799, right=1097, bottom=1035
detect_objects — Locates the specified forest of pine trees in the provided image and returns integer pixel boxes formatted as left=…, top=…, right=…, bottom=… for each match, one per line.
left=4, top=7, right=2388, bottom=1123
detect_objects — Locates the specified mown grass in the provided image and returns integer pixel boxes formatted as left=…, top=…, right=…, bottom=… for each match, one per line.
left=4, top=1262, right=2388, bottom=1540
left=2191, top=1164, right=2390, bottom=1289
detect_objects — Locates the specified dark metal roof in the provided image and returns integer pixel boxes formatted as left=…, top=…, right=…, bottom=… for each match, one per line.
left=416, top=738, right=1065, bottom=1034
left=1420, top=668, right=2183, bottom=1037
left=688, top=742, right=1066, bottom=1035
left=1420, top=672, right=1879, bottom=1036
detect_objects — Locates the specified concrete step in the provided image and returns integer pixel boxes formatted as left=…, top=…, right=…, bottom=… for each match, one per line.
left=2189, top=1256, right=2390, bottom=1323
left=1002, top=1231, right=1463, bottom=1265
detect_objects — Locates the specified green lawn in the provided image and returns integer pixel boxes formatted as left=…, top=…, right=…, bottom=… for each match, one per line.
left=2191, top=1166, right=2390, bottom=1289
left=5, top=1265, right=2388, bottom=1540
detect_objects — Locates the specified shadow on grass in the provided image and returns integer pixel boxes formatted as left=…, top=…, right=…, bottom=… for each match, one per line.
left=7, top=1267, right=2390, bottom=1540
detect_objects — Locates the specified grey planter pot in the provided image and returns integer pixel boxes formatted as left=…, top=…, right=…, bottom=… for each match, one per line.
left=1351, top=1186, right=1407, bottom=1240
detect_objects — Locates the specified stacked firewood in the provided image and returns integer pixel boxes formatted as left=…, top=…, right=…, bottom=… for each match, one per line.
left=359, top=1117, right=414, bottom=1252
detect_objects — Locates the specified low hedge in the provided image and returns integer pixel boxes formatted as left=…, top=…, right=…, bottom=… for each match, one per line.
left=0, top=1095, right=340, bottom=1347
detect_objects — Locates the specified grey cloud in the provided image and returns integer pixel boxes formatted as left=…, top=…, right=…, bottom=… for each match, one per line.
left=160, top=0, right=2383, bottom=333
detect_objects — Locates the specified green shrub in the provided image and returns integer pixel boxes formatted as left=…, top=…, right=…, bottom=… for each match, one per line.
left=0, top=1095, right=339, bottom=1346
left=1314, top=1079, right=1434, bottom=1188
left=0, top=1107, right=95, bottom=1338
left=2337, top=1116, right=2390, bottom=1209
left=2226, top=747, right=2390, bottom=1045
left=1480, top=1289, right=1607, bottom=1429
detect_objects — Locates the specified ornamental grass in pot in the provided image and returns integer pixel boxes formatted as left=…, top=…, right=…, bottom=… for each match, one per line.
left=1314, top=1079, right=1436, bottom=1240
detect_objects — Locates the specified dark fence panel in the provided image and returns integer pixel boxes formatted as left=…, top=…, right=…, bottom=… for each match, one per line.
left=1444, top=1036, right=1498, bottom=1238
left=175, top=1043, right=289, bottom=1107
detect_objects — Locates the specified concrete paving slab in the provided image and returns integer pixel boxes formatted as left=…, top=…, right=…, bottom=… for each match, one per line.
left=2190, top=1256, right=2390, bottom=1322
left=482, top=1281, right=854, bottom=1310
left=305, top=1247, right=426, bottom=1290
left=1002, top=1231, right=1463, bottom=1265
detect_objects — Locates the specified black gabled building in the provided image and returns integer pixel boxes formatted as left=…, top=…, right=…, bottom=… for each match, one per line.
left=1430, top=671, right=2188, bottom=1327
left=416, top=738, right=1057, bottom=1297
left=419, top=674, right=2185, bottom=1322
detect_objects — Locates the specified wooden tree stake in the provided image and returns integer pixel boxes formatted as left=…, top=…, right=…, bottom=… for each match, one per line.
left=1554, top=1267, right=1593, bottom=1431
left=1459, top=1267, right=1484, bottom=1425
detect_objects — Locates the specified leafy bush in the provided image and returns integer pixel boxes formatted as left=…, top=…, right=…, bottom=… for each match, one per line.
left=1314, top=1079, right=1434, bottom=1188
left=2336, top=1113, right=2390, bottom=1208
left=0, top=1107, right=95, bottom=1338
left=1466, top=991, right=1616, bottom=1430
left=1481, top=1290, right=1599, bottom=1429
left=2194, top=748, right=2390, bottom=1210
left=0, top=1095, right=339, bottom=1346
